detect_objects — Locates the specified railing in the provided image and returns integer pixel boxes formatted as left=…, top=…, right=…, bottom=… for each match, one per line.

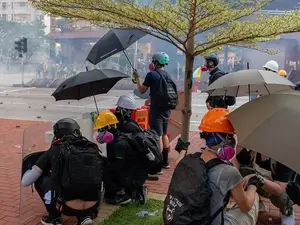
left=262, top=10, right=291, bottom=15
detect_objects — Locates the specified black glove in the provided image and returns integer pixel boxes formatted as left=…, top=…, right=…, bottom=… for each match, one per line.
left=175, top=138, right=190, bottom=154
left=286, top=181, right=300, bottom=205
left=248, top=175, right=264, bottom=189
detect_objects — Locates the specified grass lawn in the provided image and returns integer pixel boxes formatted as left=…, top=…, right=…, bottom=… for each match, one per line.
left=99, top=199, right=164, bottom=225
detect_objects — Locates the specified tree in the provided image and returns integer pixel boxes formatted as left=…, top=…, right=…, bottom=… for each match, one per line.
left=32, top=0, right=300, bottom=141
left=0, top=19, right=49, bottom=60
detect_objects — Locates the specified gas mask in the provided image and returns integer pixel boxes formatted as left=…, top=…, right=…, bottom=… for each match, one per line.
left=148, top=63, right=155, bottom=71
left=96, top=129, right=114, bottom=144
left=202, top=132, right=236, bottom=161
left=201, top=60, right=215, bottom=72
left=115, top=107, right=133, bottom=124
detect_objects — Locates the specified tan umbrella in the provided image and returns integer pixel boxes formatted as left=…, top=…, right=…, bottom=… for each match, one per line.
left=227, top=90, right=300, bottom=174
left=203, top=69, right=295, bottom=97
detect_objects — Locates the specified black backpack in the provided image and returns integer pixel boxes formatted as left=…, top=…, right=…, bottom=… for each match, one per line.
left=51, top=137, right=104, bottom=195
left=122, top=129, right=164, bottom=175
left=152, top=70, right=178, bottom=110
left=163, top=153, right=230, bottom=225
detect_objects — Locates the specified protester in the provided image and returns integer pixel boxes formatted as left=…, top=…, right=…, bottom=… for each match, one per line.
left=286, top=181, right=300, bottom=206
left=166, top=108, right=261, bottom=225
left=202, top=54, right=236, bottom=109
left=250, top=60, right=280, bottom=101
left=236, top=150, right=295, bottom=225
left=22, top=118, right=103, bottom=225
left=278, top=69, right=288, bottom=78
left=95, top=110, right=148, bottom=205
left=114, top=95, right=142, bottom=134
left=133, top=52, right=178, bottom=172
left=263, top=60, right=279, bottom=73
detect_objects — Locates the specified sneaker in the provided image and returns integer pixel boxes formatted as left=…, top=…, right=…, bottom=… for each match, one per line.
left=106, top=193, right=132, bottom=205
left=41, top=215, right=62, bottom=225
left=157, top=171, right=163, bottom=175
left=77, top=216, right=94, bottom=225
left=162, top=163, right=170, bottom=169
left=138, top=186, right=148, bottom=205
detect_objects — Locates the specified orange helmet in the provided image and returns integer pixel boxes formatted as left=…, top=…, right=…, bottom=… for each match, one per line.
left=199, top=108, right=235, bottom=134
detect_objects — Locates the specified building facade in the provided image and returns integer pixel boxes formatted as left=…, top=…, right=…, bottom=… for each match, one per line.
left=0, top=0, right=44, bottom=22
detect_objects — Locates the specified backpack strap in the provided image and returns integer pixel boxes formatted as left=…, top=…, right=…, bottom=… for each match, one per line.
left=206, top=158, right=231, bottom=225
left=209, top=191, right=231, bottom=225
left=206, top=158, right=226, bottom=170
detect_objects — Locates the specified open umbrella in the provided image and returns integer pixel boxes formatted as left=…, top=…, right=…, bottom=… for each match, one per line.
left=227, top=90, right=300, bottom=174
left=86, top=28, right=146, bottom=68
left=203, top=69, right=295, bottom=99
left=52, top=69, right=129, bottom=113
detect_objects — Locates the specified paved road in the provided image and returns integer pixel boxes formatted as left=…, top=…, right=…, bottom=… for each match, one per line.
left=0, top=86, right=249, bottom=131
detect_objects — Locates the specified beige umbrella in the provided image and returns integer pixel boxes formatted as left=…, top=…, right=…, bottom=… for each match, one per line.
left=227, top=90, right=300, bottom=174
left=203, top=69, right=295, bottom=97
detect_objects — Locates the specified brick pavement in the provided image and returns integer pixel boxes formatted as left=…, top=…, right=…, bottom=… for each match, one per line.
left=0, top=119, right=299, bottom=224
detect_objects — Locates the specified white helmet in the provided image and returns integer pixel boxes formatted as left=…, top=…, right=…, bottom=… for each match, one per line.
left=263, top=60, right=279, bottom=73
left=116, top=95, right=136, bottom=110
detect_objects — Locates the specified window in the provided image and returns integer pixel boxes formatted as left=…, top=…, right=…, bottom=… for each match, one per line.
left=2, top=2, right=7, bottom=10
left=1, top=14, right=7, bottom=20
left=18, top=2, right=27, bottom=7
left=38, top=15, right=44, bottom=21
left=14, top=14, right=30, bottom=22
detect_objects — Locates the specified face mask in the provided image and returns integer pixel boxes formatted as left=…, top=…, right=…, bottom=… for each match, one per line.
left=205, top=133, right=236, bottom=161
left=97, top=130, right=114, bottom=144
left=217, top=145, right=236, bottom=161
left=201, top=66, right=208, bottom=72
left=149, top=63, right=155, bottom=71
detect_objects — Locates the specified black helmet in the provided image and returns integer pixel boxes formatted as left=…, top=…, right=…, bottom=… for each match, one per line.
left=204, top=54, right=219, bottom=67
left=53, top=118, right=81, bottom=138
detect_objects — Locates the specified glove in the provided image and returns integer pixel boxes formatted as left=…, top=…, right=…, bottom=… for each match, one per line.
left=175, top=138, right=190, bottom=154
left=286, top=181, right=300, bottom=205
left=248, top=175, right=265, bottom=189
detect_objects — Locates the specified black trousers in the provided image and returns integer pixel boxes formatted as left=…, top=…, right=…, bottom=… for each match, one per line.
left=34, top=174, right=102, bottom=218
left=103, top=166, right=148, bottom=198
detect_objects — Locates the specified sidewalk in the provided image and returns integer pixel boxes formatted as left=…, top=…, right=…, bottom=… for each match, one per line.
left=0, top=118, right=299, bottom=225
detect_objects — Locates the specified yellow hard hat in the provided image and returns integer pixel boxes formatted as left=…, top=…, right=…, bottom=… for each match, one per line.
left=94, top=110, right=119, bottom=130
left=278, top=70, right=287, bottom=76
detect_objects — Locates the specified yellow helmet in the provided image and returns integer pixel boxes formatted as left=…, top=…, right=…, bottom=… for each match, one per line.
left=278, top=70, right=287, bottom=77
left=94, top=110, right=119, bottom=130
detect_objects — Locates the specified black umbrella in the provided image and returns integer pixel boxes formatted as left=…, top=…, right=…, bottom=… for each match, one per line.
left=52, top=69, right=129, bottom=113
left=86, top=28, right=146, bottom=68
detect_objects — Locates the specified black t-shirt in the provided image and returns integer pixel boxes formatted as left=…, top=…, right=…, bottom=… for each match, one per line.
left=237, top=150, right=293, bottom=182
left=35, top=142, right=61, bottom=172
left=106, top=138, right=136, bottom=162
left=105, top=138, right=139, bottom=175
left=256, top=154, right=293, bottom=182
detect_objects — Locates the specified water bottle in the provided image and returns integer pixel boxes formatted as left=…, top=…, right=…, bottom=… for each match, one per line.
left=146, top=149, right=155, bottom=161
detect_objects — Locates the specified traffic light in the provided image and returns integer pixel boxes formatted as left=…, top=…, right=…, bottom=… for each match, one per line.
left=15, top=40, right=21, bottom=53
left=20, top=37, right=27, bottom=53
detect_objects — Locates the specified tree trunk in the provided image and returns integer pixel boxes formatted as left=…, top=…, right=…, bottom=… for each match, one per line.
left=181, top=37, right=195, bottom=142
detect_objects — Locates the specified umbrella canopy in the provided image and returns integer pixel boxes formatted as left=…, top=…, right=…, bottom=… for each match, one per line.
left=227, top=90, right=300, bottom=174
left=52, top=69, right=129, bottom=101
left=287, top=69, right=300, bottom=84
left=203, top=69, right=295, bottom=97
left=86, top=28, right=146, bottom=65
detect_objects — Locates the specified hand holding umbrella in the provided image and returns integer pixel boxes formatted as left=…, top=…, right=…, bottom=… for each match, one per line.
left=132, top=70, right=140, bottom=84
